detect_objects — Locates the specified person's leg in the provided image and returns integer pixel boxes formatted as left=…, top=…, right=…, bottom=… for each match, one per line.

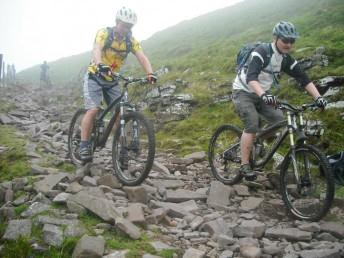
left=79, top=75, right=103, bottom=160
left=81, top=108, right=98, bottom=141
left=103, top=83, right=121, bottom=131
left=240, top=132, right=256, bottom=165
left=259, top=99, right=284, bottom=125
left=232, top=91, right=261, bottom=179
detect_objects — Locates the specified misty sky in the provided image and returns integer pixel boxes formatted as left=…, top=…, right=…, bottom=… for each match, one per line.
left=0, top=0, right=243, bottom=72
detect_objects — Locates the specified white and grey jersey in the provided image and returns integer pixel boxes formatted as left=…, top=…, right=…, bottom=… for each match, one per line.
left=233, top=43, right=311, bottom=93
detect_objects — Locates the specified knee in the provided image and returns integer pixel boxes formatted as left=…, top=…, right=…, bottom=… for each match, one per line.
left=244, top=126, right=259, bottom=134
left=243, top=118, right=259, bottom=134
left=86, top=108, right=99, bottom=118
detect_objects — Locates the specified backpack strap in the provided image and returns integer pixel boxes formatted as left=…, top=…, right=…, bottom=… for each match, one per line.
left=238, top=42, right=271, bottom=87
left=263, top=43, right=281, bottom=87
left=125, top=31, right=132, bottom=54
left=103, top=27, right=132, bottom=55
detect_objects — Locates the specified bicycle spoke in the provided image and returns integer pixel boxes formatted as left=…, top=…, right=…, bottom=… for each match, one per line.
left=112, top=112, right=155, bottom=185
left=208, top=125, right=243, bottom=185
left=68, top=109, right=95, bottom=165
left=281, top=145, right=334, bottom=221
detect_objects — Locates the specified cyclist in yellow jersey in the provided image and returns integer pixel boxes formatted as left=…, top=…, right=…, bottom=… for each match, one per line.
left=79, top=6, right=157, bottom=161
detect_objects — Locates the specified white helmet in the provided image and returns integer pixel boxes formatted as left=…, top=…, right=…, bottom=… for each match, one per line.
left=116, top=7, right=137, bottom=25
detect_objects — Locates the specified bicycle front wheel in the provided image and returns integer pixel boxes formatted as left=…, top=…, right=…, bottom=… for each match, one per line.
left=112, top=112, right=155, bottom=186
left=208, top=124, right=243, bottom=185
left=280, top=144, right=334, bottom=221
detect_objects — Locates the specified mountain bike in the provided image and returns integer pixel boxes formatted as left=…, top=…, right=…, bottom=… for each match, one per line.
left=68, top=73, right=155, bottom=186
left=208, top=101, right=334, bottom=221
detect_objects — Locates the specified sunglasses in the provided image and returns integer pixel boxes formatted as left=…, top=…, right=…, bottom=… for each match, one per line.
left=280, top=37, right=295, bottom=44
left=119, top=21, right=133, bottom=30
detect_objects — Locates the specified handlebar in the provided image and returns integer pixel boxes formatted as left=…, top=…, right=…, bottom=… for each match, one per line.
left=276, top=101, right=319, bottom=113
left=112, top=73, right=148, bottom=85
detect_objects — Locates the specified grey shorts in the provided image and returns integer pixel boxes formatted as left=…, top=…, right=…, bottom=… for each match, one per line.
left=83, top=74, right=121, bottom=110
left=232, top=90, right=284, bottom=133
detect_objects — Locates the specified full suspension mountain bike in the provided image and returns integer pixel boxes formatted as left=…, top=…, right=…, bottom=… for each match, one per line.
left=208, top=101, right=334, bottom=221
left=68, top=73, right=155, bottom=186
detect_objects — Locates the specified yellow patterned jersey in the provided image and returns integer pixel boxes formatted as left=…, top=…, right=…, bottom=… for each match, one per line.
left=87, top=28, right=142, bottom=75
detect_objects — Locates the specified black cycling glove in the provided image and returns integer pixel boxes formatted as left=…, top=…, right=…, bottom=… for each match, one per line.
left=315, top=96, right=327, bottom=108
left=147, top=73, right=157, bottom=84
left=96, top=63, right=111, bottom=74
left=261, top=93, right=278, bottom=106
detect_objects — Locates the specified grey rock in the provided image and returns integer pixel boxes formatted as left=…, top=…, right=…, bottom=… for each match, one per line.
left=201, top=217, right=231, bottom=237
left=184, top=151, right=206, bottom=163
left=150, top=241, right=175, bottom=252
left=182, top=247, right=205, bottom=258
left=164, top=189, right=207, bottom=203
left=150, top=179, right=185, bottom=189
left=265, top=227, right=312, bottom=241
left=219, top=250, right=234, bottom=258
left=21, top=202, right=50, bottom=217
left=207, top=181, right=234, bottom=209
left=297, top=248, right=342, bottom=258
left=115, top=217, right=142, bottom=239
left=69, top=190, right=121, bottom=223
left=53, top=192, right=71, bottom=204
left=320, top=222, right=344, bottom=239
left=34, top=173, right=69, bottom=194
left=97, top=175, right=122, bottom=188
left=240, top=197, right=264, bottom=211
left=233, top=184, right=250, bottom=196
left=126, top=203, right=146, bottom=225
left=72, top=235, right=105, bottom=258
left=150, top=200, right=198, bottom=218
left=43, top=224, right=63, bottom=247
left=123, top=186, right=148, bottom=204
left=240, top=245, right=262, bottom=258
left=81, top=176, right=98, bottom=187
left=234, top=219, right=266, bottom=238
left=2, top=219, right=32, bottom=240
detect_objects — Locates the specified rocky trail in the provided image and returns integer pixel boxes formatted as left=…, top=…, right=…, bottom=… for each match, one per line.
left=0, top=84, right=344, bottom=258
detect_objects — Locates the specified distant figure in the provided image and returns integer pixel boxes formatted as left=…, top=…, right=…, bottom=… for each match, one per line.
left=11, top=64, right=16, bottom=81
left=6, top=64, right=13, bottom=84
left=40, top=61, right=51, bottom=87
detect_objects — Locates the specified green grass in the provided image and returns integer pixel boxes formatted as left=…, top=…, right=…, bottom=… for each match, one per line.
left=0, top=125, right=30, bottom=181
left=335, top=186, right=344, bottom=198
left=0, top=236, right=78, bottom=258
left=0, top=100, right=16, bottom=113
left=105, top=232, right=176, bottom=258
left=14, top=204, right=29, bottom=216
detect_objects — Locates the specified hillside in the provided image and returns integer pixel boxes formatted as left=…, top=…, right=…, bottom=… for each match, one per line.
left=18, top=0, right=344, bottom=83
left=16, top=0, right=344, bottom=155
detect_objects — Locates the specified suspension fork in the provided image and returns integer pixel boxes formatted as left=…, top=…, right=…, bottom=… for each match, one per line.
left=298, top=112, right=311, bottom=181
left=287, top=111, right=300, bottom=183
left=119, top=91, right=128, bottom=148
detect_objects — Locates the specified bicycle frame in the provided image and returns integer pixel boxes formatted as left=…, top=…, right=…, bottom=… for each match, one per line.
left=252, top=103, right=311, bottom=169
left=93, top=77, right=141, bottom=148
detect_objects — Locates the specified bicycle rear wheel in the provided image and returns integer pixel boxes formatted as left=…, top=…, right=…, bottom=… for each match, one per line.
left=112, top=112, right=155, bottom=186
left=280, top=144, right=334, bottom=221
left=68, top=109, right=96, bottom=165
left=208, top=124, right=243, bottom=185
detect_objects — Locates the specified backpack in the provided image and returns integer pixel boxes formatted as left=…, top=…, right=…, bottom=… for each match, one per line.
left=328, top=151, right=344, bottom=186
left=236, top=42, right=271, bottom=73
left=236, top=42, right=283, bottom=86
left=103, top=27, right=132, bottom=56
